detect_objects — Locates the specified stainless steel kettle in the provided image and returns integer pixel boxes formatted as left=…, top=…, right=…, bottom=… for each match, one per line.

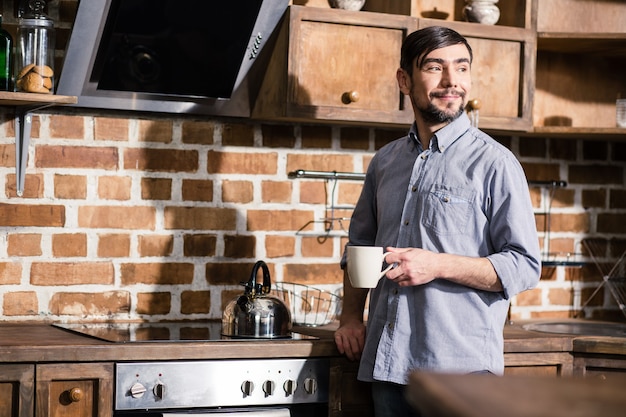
left=221, top=260, right=292, bottom=338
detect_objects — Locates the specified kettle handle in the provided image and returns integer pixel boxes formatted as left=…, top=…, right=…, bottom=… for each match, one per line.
left=248, top=260, right=271, bottom=295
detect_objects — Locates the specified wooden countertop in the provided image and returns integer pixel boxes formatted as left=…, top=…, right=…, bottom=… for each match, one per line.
left=406, top=371, right=626, bottom=417
left=0, top=319, right=624, bottom=363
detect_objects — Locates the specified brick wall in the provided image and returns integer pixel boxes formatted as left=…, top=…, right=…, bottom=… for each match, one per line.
left=0, top=0, right=625, bottom=323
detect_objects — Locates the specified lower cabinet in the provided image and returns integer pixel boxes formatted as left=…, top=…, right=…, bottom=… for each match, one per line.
left=504, top=352, right=574, bottom=377
left=0, top=363, right=113, bottom=417
left=36, top=363, right=114, bottom=417
left=0, top=364, right=34, bottom=417
left=329, top=358, right=374, bottom=417
left=574, top=354, right=626, bottom=382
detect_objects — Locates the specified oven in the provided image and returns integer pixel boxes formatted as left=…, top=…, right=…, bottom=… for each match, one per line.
left=54, top=322, right=330, bottom=417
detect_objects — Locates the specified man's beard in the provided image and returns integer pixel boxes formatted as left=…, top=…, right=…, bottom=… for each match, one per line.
left=419, top=101, right=465, bottom=125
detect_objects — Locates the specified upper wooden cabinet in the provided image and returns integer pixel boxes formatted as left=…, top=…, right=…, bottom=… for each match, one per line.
left=253, top=6, right=417, bottom=127
left=532, top=0, right=626, bottom=137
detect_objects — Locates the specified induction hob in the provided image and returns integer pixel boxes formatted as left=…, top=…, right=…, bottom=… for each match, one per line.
left=53, top=321, right=317, bottom=343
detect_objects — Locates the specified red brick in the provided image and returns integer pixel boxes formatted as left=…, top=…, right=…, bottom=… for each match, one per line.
left=49, top=114, right=85, bottom=139
left=340, top=127, right=370, bottom=150
left=98, top=176, right=132, bottom=200
left=598, top=213, right=626, bottom=234
left=36, top=145, right=119, bottom=169
left=164, top=207, right=237, bottom=230
left=98, top=234, right=131, bottom=258
left=222, top=180, right=253, bottom=203
left=3, top=291, right=38, bottom=316
left=221, top=289, right=243, bottom=311
left=262, top=124, right=296, bottom=148
left=262, top=181, right=292, bottom=203
left=138, top=235, right=174, bottom=257
left=7, top=233, right=42, bottom=256
left=283, top=263, right=342, bottom=285
left=137, top=292, right=171, bottom=315
left=206, top=262, right=265, bottom=285
left=0, top=204, right=64, bottom=227
left=286, top=153, right=354, bottom=173
left=120, top=263, right=194, bottom=285
left=548, top=138, right=577, bottom=160
left=300, top=181, right=326, bottom=204
left=207, top=151, right=278, bottom=175
left=94, top=117, right=129, bottom=141
left=569, top=164, right=623, bottom=185
left=52, top=233, right=87, bottom=257
left=78, top=206, right=156, bottom=229
left=247, top=210, right=314, bottom=231
left=0, top=143, right=14, bottom=167
left=547, top=288, right=573, bottom=306
left=301, top=125, right=332, bottom=148
left=582, top=189, right=606, bottom=209
left=224, top=235, right=256, bottom=258
left=124, top=148, right=198, bottom=172
left=265, top=235, right=295, bottom=258
left=181, top=291, right=211, bottom=314
left=222, top=123, right=255, bottom=146
left=182, top=179, right=213, bottom=202
left=5, top=173, right=44, bottom=198
left=374, top=128, right=406, bottom=149
left=521, top=162, right=560, bottom=182
left=0, top=262, right=22, bottom=284
left=31, top=262, right=114, bottom=285
left=141, top=177, right=172, bottom=200
left=547, top=213, right=590, bottom=233
left=183, top=234, right=217, bottom=257
left=514, top=288, right=542, bottom=306
left=338, top=182, right=363, bottom=205
left=138, top=119, right=173, bottom=143
left=609, top=189, right=626, bottom=209
left=182, top=120, right=215, bottom=145
left=49, top=291, right=130, bottom=316
left=302, top=237, right=334, bottom=258
left=54, top=174, right=87, bottom=199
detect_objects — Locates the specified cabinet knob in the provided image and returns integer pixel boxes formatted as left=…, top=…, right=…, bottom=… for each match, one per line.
left=467, top=98, right=482, bottom=110
left=69, top=387, right=83, bottom=402
left=342, top=91, right=360, bottom=104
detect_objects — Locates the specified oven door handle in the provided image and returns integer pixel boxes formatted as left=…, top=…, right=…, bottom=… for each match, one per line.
left=161, top=409, right=290, bottom=417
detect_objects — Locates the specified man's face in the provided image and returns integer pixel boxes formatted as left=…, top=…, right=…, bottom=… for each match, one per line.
left=399, top=43, right=472, bottom=126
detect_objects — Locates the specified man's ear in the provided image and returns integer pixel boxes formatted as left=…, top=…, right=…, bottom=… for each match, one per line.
left=396, top=68, right=411, bottom=95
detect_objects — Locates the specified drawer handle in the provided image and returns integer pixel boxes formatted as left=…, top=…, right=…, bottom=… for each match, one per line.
left=69, top=387, right=83, bottom=402
left=342, top=91, right=360, bottom=104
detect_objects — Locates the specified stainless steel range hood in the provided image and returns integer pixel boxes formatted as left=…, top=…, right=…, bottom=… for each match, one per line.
left=56, top=0, right=288, bottom=117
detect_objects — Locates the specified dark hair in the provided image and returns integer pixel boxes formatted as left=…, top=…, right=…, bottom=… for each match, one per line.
left=400, top=26, right=473, bottom=76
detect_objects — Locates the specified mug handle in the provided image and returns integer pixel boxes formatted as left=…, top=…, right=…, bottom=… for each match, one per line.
left=378, top=252, right=397, bottom=278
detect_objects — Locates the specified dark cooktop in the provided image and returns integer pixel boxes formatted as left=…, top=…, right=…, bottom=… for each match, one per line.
left=53, top=321, right=317, bottom=343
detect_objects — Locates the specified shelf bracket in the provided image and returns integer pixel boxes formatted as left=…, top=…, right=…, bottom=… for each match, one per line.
left=15, top=108, right=33, bottom=197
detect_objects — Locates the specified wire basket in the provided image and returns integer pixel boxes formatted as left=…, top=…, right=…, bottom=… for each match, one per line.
left=273, top=282, right=342, bottom=327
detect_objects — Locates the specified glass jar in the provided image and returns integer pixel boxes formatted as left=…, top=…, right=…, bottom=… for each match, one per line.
left=0, top=13, right=13, bottom=91
left=15, top=0, right=55, bottom=94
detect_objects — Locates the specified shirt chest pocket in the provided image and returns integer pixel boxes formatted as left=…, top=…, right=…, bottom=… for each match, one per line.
left=422, top=185, right=475, bottom=236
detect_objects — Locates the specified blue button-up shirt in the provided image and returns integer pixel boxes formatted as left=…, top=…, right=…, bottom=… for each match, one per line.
left=343, top=113, right=541, bottom=384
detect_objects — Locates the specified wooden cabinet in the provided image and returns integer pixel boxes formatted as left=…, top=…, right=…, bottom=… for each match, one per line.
left=574, top=354, right=626, bottom=382
left=504, top=352, right=574, bottom=377
left=329, top=358, right=373, bottom=417
left=253, top=6, right=417, bottom=127
left=532, top=0, right=626, bottom=137
left=0, top=364, right=34, bottom=417
left=35, top=363, right=113, bottom=417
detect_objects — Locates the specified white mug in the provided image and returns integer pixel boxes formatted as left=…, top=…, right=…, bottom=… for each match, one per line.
left=347, top=246, right=395, bottom=288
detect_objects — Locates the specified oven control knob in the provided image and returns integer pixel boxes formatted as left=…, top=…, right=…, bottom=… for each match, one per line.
left=130, top=382, right=147, bottom=398
left=153, top=381, right=165, bottom=399
left=303, top=378, right=317, bottom=395
left=263, top=380, right=275, bottom=396
left=283, top=379, right=297, bottom=396
left=241, top=380, right=255, bottom=397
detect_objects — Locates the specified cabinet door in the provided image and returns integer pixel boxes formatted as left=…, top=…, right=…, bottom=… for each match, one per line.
left=328, top=358, right=374, bottom=417
left=0, top=364, right=34, bottom=417
left=35, top=363, right=113, bottom=417
left=253, top=6, right=417, bottom=127
left=574, top=355, right=626, bottom=382
left=419, top=19, right=536, bottom=132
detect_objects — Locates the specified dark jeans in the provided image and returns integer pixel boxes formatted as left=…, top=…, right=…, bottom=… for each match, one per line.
left=371, top=381, right=420, bottom=417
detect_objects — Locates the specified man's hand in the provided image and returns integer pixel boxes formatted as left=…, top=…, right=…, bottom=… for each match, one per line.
left=334, top=320, right=366, bottom=361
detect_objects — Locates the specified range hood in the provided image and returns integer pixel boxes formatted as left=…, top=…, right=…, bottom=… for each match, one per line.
left=56, top=0, right=288, bottom=117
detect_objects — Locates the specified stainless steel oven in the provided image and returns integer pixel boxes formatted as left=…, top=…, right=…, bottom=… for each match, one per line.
left=54, top=322, right=330, bottom=417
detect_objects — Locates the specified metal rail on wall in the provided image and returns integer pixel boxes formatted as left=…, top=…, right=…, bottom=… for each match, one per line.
left=289, top=170, right=573, bottom=262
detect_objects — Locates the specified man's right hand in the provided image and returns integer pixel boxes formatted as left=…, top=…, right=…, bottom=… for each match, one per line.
left=334, top=320, right=366, bottom=361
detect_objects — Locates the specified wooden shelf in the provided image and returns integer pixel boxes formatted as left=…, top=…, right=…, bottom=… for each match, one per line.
left=530, top=127, right=626, bottom=139
left=537, top=33, right=626, bottom=56
left=0, top=91, right=77, bottom=107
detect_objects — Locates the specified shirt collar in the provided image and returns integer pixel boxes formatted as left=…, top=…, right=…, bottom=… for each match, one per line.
left=407, top=112, right=472, bottom=153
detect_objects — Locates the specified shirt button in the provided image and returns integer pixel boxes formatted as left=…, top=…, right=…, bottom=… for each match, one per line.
left=443, top=196, right=450, bottom=202
left=421, top=155, right=427, bottom=160
left=393, top=288, right=399, bottom=295
left=404, top=220, right=409, bottom=226
left=388, top=322, right=394, bottom=331
left=411, top=186, right=417, bottom=192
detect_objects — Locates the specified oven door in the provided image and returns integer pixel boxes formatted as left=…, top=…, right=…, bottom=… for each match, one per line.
left=114, top=404, right=328, bottom=416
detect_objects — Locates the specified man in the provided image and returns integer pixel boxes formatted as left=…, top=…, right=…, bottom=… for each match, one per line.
left=334, top=26, right=541, bottom=417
